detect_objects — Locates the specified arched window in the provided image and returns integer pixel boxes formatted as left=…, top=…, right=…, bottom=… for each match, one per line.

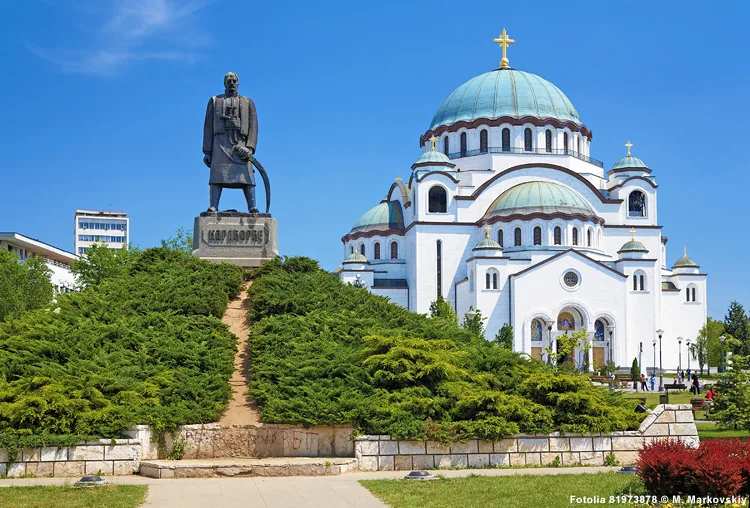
left=390, top=241, right=398, bottom=259
left=531, top=319, right=543, bottom=341
left=594, top=320, right=605, bottom=341
left=686, top=287, right=690, bottom=302
left=628, top=191, right=646, bottom=217
left=443, top=136, right=449, bottom=155
left=436, top=240, right=442, bottom=298
left=374, top=242, right=380, bottom=260
left=554, top=226, right=562, bottom=245
left=502, top=128, right=510, bottom=152
left=524, top=128, right=533, bottom=152
left=577, top=136, right=580, bottom=154
left=350, top=246, right=354, bottom=254
left=686, top=285, right=697, bottom=302
left=587, top=229, right=592, bottom=247
left=497, top=229, right=503, bottom=248
left=533, top=226, right=542, bottom=245
left=692, top=287, right=696, bottom=302
left=572, top=228, right=579, bottom=246
left=486, top=272, right=491, bottom=289
left=428, top=186, right=447, bottom=213
left=360, top=244, right=365, bottom=256
left=545, top=129, right=552, bottom=152
left=492, top=272, right=498, bottom=289
left=514, top=227, right=522, bottom=246
left=564, top=132, right=569, bottom=153
left=460, top=132, right=467, bottom=156
left=640, top=275, right=645, bottom=291
left=633, top=272, right=646, bottom=291
left=480, top=129, right=488, bottom=153
left=633, top=274, right=638, bottom=291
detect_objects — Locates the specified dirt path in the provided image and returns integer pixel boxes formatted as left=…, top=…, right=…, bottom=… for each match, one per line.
left=218, top=281, right=262, bottom=425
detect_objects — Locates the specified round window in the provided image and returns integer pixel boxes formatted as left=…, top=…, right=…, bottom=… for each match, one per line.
left=563, top=271, right=579, bottom=288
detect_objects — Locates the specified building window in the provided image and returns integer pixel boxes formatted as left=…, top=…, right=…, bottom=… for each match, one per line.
left=628, top=191, right=646, bottom=217
left=497, top=229, right=504, bottom=248
left=460, top=132, right=467, bottom=156
left=633, top=272, right=646, bottom=291
left=524, top=128, right=533, bottom=152
left=374, top=242, right=380, bottom=260
left=486, top=270, right=499, bottom=290
left=640, top=275, right=645, bottom=291
left=360, top=244, right=365, bottom=256
left=486, top=272, right=491, bottom=290
left=436, top=240, right=442, bottom=298
left=492, top=272, right=498, bottom=289
left=545, top=129, right=552, bottom=153
left=692, top=287, right=696, bottom=302
left=633, top=274, right=638, bottom=291
left=554, top=226, right=562, bottom=245
left=577, top=136, right=580, bottom=154
left=563, top=271, right=579, bottom=288
left=587, top=229, right=592, bottom=247
left=572, top=228, right=579, bottom=246
left=564, top=132, right=569, bottom=153
left=480, top=129, right=488, bottom=153
left=533, top=226, right=542, bottom=245
left=502, top=128, right=510, bottom=152
left=428, top=186, right=447, bottom=213
left=686, top=285, right=697, bottom=302
left=444, top=136, right=449, bottom=155
left=349, top=246, right=354, bottom=254
left=514, top=227, right=522, bottom=246
left=390, top=241, right=398, bottom=259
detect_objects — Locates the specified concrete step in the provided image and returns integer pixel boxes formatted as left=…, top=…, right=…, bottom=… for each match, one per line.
left=139, top=457, right=358, bottom=479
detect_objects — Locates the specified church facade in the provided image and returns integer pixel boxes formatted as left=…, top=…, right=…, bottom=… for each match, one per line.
left=339, top=31, right=707, bottom=373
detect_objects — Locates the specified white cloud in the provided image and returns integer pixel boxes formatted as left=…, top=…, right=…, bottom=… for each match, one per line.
left=30, top=0, right=212, bottom=76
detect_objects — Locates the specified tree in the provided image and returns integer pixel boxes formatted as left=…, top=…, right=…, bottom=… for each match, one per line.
left=630, top=357, right=640, bottom=390
left=429, top=295, right=457, bottom=325
left=713, top=337, right=750, bottom=430
left=461, top=306, right=485, bottom=339
left=161, top=227, right=193, bottom=252
left=571, top=328, right=592, bottom=372
left=724, top=301, right=749, bottom=356
left=71, top=243, right=134, bottom=286
left=0, top=250, right=53, bottom=321
left=494, top=324, right=513, bottom=350
left=693, top=318, right=724, bottom=375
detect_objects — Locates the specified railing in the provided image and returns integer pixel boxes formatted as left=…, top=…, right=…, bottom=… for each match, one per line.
left=447, top=146, right=604, bottom=168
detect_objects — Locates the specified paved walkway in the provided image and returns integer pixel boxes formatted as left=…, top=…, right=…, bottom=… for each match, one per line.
left=0, top=467, right=620, bottom=507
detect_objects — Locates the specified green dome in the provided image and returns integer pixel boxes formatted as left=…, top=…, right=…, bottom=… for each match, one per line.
left=430, top=69, right=581, bottom=131
left=344, top=252, right=368, bottom=263
left=612, top=155, right=649, bottom=170
left=618, top=240, right=648, bottom=254
left=473, top=230, right=502, bottom=251
left=412, top=150, right=454, bottom=169
left=673, top=253, right=699, bottom=269
left=485, top=181, right=596, bottom=219
left=350, top=201, right=404, bottom=234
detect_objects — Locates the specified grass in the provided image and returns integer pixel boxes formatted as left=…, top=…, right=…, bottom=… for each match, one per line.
left=361, top=473, right=640, bottom=508
left=696, top=422, right=750, bottom=440
left=0, top=485, right=147, bottom=508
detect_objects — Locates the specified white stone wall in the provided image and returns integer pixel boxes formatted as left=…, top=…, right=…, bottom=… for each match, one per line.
left=355, top=404, right=698, bottom=471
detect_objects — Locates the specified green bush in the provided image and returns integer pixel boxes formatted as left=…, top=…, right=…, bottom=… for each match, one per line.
left=0, top=247, right=243, bottom=448
left=247, top=257, right=642, bottom=443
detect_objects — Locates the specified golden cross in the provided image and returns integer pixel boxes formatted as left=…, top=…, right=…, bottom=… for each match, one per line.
left=684, top=246, right=687, bottom=257
left=625, top=140, right=633, bottom=157
left=429, top=135, right=437, bottom=151
left=492, top=28, right=515, bottom=69
left=484, top=225, right=492, bottom=238
left=395, top=176, right=402, bottom=183
left=630, top=227, right=636, bottom=241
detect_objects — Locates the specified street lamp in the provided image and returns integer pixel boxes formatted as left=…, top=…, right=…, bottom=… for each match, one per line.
left=656, top=329, right=664, bottom=391
left=652, top=338, right=657, bottom=378
left=606, top=325, right=615, bottom=366
left=720, top=335, right=726, bottom=373
left=677, top=336, right=683, bottom=376
left=686, top=338, right=691, bottom=374
left=545, top=320, right=555, bottom=366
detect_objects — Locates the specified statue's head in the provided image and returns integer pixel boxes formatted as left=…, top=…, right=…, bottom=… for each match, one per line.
left=224, top=72, right=239, bottom=94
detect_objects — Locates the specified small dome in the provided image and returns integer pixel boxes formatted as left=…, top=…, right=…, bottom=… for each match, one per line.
left=412, top=150, right=455, bottom=170
left=611, top=155, right=649, bottom=171
left=350, top=201, right=404, bottom=234
left=618, top=240, right=648, bottom=254
left=485, top=181, right=596, bottom=220
left=429, top=69, right=581, bottom=131
left=343, top=251, right=368, bottom=264
left=673, top=251, right=699, bottom=269
left=473, top=229, right=502, bottom=251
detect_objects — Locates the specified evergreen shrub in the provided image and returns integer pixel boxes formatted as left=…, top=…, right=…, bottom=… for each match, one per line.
left=247, top=257, right=642, bottom=442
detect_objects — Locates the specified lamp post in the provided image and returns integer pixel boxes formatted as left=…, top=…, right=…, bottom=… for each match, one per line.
left=686, top=338, right=691, bottom=374
left=657, top=329, right=664, bottom=391
left=720, top=335, right=726, bottom=373
left=652, top=338, right=657, bottom=378
left=677, top=336, right=683, bottom=377
left=545, top=320, right=555, bottom=366
left=606, top=325, right=615, bottom=366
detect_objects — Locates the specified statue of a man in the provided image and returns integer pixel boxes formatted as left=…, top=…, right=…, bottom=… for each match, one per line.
left=202, top=72, right=258, bottom=213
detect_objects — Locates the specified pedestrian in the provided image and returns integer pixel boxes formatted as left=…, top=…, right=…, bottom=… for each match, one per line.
left=692, top=372, right=700, bottom=395
left=687, top=368, right=691, bottom=381
left=640, top=373, right=649, bottom=392
left=650, top=373, right=655, bottom=391
left=681, top=370, right=686, bottom=383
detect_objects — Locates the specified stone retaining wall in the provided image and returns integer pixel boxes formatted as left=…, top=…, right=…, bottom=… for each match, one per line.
left=0, top=439, right=142, bottom=478
left=354, top=404, right=699, bottom=471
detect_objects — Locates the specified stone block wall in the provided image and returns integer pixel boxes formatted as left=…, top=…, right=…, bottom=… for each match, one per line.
left=355, top=404, right=698, bottom=471
left=0, top=439, right=142, bottom=478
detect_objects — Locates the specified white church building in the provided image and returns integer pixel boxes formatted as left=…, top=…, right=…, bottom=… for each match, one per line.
left=339, top=30, right=707, bottom=372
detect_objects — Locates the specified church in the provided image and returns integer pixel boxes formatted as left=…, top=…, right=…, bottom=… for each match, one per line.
left=339, top=30, right=707, bottom=372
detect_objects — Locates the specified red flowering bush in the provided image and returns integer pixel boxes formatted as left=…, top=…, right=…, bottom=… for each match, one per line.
left=637, top=438, right=750, bottom=497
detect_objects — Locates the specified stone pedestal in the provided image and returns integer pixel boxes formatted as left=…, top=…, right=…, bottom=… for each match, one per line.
left=192, top=212, right=278, bottom=267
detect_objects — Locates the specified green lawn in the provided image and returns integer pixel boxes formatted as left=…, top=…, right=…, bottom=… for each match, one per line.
left=361, top=473, right=640, bottom=508
left=0, top=485, right=147, bottom=508
left=696, top=422, right=750, bottom=440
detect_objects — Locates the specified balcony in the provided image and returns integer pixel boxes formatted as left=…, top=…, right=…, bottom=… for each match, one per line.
left=447, top=146, right=604, bottom=169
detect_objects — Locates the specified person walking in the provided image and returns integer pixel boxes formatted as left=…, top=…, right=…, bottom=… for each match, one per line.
left=640, top=373, right=649, bottom=392
left=650, top=373, right=655, bottom=391
left=692, top=372, right=700, bottom=395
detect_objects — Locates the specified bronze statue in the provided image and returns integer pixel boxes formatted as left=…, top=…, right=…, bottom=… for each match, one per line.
left=202, top=72, right=270, bottom=213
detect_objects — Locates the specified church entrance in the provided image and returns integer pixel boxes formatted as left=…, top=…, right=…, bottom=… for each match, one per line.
left=555, top=307, right=587, bottom=369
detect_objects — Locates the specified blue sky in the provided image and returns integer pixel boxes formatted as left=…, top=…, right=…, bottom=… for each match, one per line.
left=0, top=0, right=747, bottom=320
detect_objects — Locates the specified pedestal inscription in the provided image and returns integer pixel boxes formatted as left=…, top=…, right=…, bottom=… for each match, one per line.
left=193, top=213, right=278, bottom=267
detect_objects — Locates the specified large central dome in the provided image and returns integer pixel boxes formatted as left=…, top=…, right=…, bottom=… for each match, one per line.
left=429, top=69, right=581, bottom=131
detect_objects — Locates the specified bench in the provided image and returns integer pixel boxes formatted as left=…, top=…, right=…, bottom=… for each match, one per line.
left=691, top=397, right=713, bottom=418
left=664, top=383, right=687, bottom=391
left=591, top=375, right=611, bottom=384
left=617, top=375, right=633, bottom=388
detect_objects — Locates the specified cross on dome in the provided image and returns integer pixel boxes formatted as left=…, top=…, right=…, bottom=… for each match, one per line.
left=630, top=227, right=636, bottom=241
left=492, top=28, right=516, bottom=69
left=684, top=246, right=688, bottom=257
left=429, top=135, right=437, bottom=151
left=395, top=176, right=402, bottom=183
left=625, top=140, right=633, bottom=157
left=484, top=225, right=492, bottom=238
